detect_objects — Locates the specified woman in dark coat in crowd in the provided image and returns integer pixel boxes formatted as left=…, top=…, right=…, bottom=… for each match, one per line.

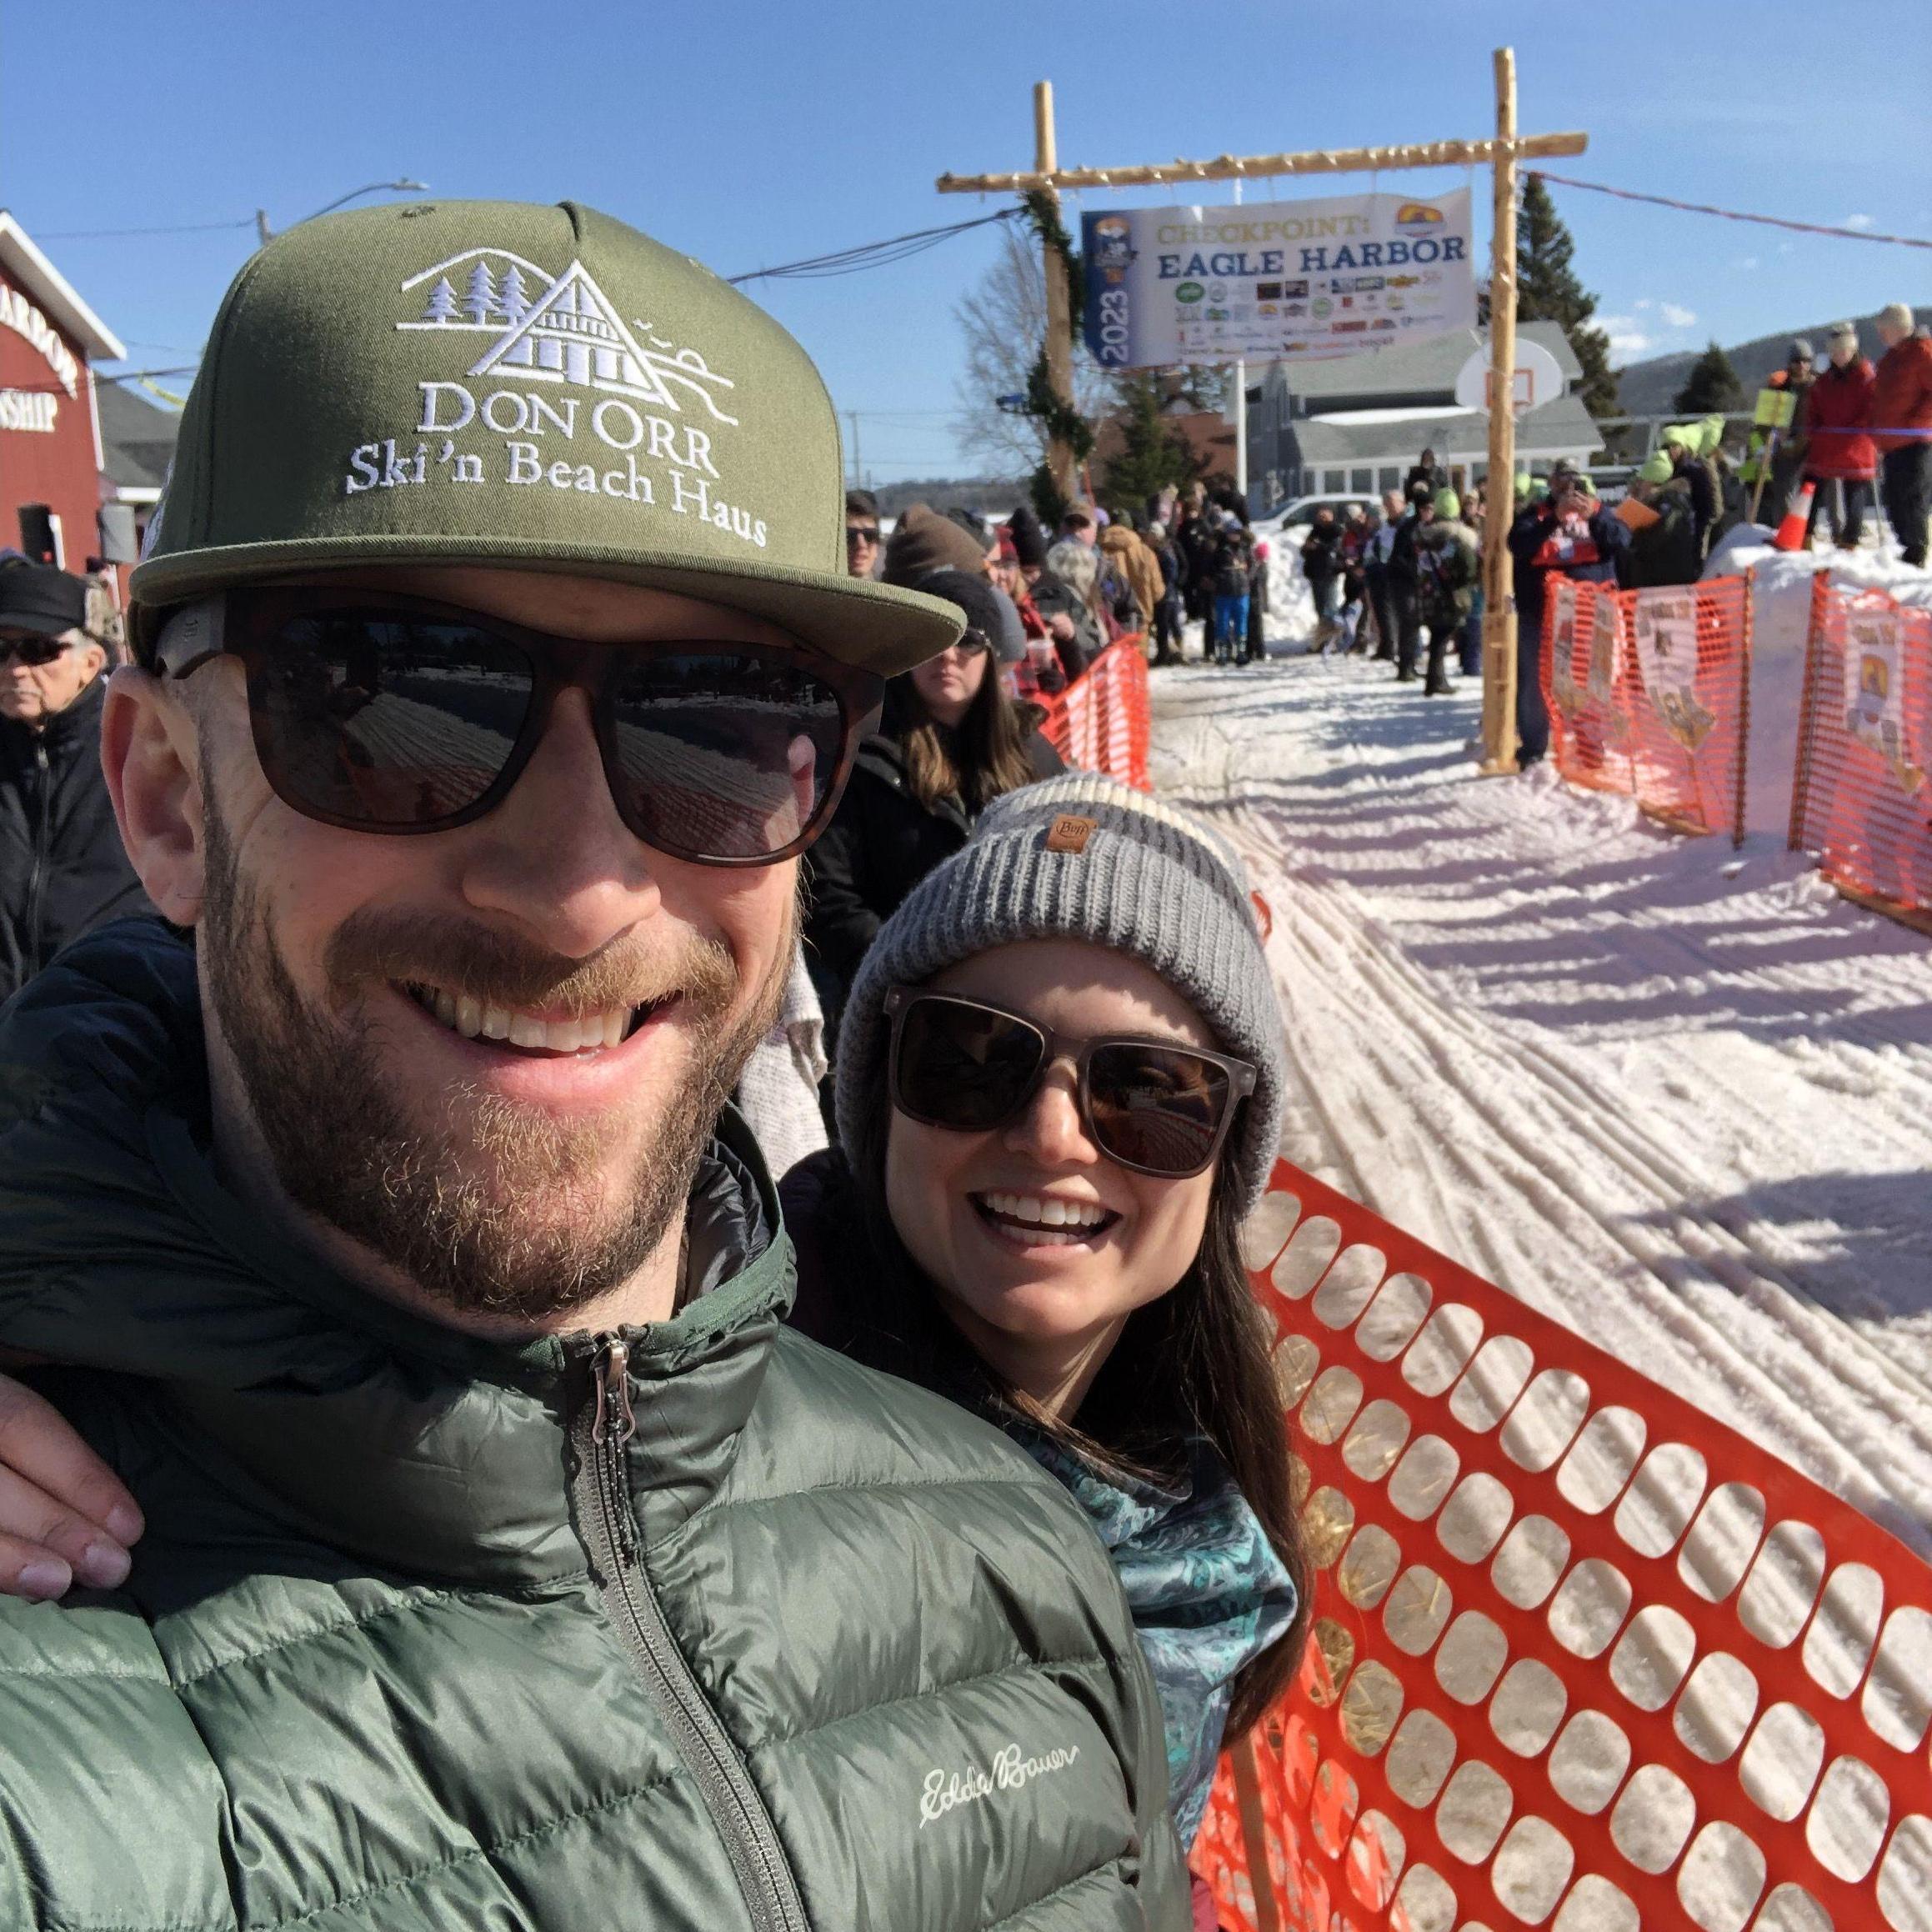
left=804, top=568, right=1063, bottom=1031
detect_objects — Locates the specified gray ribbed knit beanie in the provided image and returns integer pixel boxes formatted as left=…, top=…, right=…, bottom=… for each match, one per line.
left=835, top=773, right=1285, bottom=1214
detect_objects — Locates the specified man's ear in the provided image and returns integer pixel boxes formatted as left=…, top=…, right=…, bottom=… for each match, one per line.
left=102, top=667, right=206, bottom=925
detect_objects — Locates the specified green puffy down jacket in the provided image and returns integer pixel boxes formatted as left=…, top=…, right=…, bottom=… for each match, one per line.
left=0, top=923, right=1189, bottom=1931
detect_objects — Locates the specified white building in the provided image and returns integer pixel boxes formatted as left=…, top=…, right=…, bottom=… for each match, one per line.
left=1244, top=321, right=1601, bottom=513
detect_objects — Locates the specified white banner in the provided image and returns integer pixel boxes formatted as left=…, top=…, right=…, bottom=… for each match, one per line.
left=1083, top=189, right=1477, bottom=370
left=1844, top=604, right=1923, bottom=793
left=1631, top=588, right=1714, bottom=749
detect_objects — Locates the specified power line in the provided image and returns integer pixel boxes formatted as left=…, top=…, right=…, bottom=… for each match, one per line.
left=728, top=208, right=1020, bottom=285
left=1532, top=173, right=1932, bottom=251
left=31, top=217, right=257, bottom=241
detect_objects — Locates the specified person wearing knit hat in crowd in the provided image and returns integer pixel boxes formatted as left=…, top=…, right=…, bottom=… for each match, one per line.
left=1659, top=423, right=1722, bottom=557
left=1801, top=323, right=1877, bottom=550
left=1010, top=503, right=1103, bottom=673
left=1146, top=517, right=1188, bottom=665
left=785, top=773, right=1309, bottom=1896
left=1626, top=449, right=1704, bottom=588
left=881, top=500, right=989, bottom=584
left=1416, top=488, right=1479, bottom=696
left=988, top=525, right=1065, bottom=696
left=1872, top=303, right=1932, bottom=567
left=803, top=568, right=1062, bottom=1037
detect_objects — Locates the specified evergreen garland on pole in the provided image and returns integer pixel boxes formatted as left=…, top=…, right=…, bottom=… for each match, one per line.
left=1024, top=350, right=1094, bottom=463
left=1018, top=188, right=1094, bottom=519
left=1021, top=188, right=1084, bottom=331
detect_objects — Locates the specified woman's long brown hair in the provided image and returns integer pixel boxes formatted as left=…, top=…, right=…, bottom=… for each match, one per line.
left=883, top=659, right=1036, bottom=813
left=827, top=1066, right=1313, bottom=1746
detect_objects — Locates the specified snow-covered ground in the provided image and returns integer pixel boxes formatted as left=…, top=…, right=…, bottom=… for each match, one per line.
left=1154, top=633, right=1932, bottom=1551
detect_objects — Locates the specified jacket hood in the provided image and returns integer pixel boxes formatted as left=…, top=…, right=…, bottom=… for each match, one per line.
left=0, top=917, right=793, bottom=1583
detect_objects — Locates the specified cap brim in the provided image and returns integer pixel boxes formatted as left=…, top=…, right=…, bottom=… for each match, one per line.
left=129, top=534, right=963, bottom=674
left=0, top=609, right=81, bottom=639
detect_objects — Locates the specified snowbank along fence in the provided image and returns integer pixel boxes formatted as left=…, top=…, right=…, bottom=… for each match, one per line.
left=1543, top=575, right=1754, bottom=845
left=1789, top=575, right=1932, bottom=931
left=1192, top=1156, right=1932, bottom=1932
left=1034, top=638, right=1152, bottom=790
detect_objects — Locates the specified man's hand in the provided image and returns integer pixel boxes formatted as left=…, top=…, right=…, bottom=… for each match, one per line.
left=1047, top=612, right=1075, bottom=643
left=0, top=1375, right=143, bottom=1599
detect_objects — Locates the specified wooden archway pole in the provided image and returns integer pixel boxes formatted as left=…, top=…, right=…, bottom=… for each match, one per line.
left=1034, top=82, right=1076, bottom=502
left=1479, top=48, right=1523, bottom=773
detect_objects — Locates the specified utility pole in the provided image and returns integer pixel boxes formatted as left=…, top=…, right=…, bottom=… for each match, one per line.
left=846, top=410, right=863, bottom=491
left=1480, top=48, right=1523, bottom=773
left=937, top=56, right=1584, bottom=778
left=1034, top=82, right=1076, bottom=502
left=1234, top=179, right=1249, bottom=513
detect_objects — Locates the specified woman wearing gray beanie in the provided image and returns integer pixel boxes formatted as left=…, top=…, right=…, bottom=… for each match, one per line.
left=786, top=772, right=1309, bottom=1864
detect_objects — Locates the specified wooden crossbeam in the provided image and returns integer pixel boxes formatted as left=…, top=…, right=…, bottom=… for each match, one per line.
left=935, top=130, right=1586, bottom=197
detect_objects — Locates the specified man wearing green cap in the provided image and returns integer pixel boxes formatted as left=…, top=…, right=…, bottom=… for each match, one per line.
left=0, top=202, right=1187, bottom=1930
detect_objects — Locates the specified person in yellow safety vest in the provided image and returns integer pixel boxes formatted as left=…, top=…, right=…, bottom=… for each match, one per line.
left=1739, top=342, right=1815, bottom=516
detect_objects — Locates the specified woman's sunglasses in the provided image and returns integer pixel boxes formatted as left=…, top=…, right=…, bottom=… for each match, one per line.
left=885, top=987, right=1255, bottom=1179
left=156, top=588, right=883, bottom=868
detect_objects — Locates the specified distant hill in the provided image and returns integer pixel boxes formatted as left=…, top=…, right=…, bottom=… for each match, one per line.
left=868, top=478, right=1025, bottom=517
left=1616, top=317, right=1894, bottom=416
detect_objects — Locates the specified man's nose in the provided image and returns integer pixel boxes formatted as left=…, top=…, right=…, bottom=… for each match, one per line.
left=456, top=687, right=659, bottom=955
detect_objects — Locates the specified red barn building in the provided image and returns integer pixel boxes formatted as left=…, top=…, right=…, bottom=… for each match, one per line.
left=0, top=213, right=128, bottom=572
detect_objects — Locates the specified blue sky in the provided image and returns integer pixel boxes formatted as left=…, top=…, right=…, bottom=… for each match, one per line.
left=5, top=0, right=1926, bottom=482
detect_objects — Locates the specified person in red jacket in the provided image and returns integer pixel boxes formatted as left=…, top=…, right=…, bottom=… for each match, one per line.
left=1871, top=303, right=1932, bottom=567
left=1803, top=322, right=1878, bottom=548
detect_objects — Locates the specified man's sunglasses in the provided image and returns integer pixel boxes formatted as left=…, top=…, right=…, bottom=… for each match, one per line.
left=885, top=987, right=1255, bottom=1179
left=845, top=524, right=882, bottom=548
left=157, top=588, right=883, bottom=868
left=0, top=632, right=71, bottom=668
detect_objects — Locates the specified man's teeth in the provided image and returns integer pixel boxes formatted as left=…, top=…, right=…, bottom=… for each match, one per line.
left=412, top=986, right=631, bottom=1051
left=980, top=1192, right=1110, bottom=1231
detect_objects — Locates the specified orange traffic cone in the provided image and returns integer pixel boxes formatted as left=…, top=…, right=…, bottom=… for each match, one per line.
left=1773, top=481, right=1815, bottom=550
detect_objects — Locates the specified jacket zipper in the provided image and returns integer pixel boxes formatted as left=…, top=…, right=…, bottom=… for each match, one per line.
left=25, top=739, right=51, bottom=976
left=569, top=1334, right=808, bottom=1932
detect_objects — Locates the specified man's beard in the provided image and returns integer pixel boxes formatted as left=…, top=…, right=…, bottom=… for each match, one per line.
left=198, top=791, right=784, bottom=1324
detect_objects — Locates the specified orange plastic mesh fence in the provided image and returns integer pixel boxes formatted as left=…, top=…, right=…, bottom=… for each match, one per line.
left=1789, top=574, right=1932, bottom=925
left=1035, top=638, right=1152, bottom=791
left=1192, top=1156, right=1932, bottom=1932
left=1544, top=576, right=1754, bottom=843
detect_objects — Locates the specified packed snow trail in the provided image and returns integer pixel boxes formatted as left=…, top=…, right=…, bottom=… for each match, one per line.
left=1152, top=649, right=1932, bottom=1552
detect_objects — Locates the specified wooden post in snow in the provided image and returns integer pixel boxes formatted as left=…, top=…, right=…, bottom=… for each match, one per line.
left=1480, top=46, right=1523, bottom=774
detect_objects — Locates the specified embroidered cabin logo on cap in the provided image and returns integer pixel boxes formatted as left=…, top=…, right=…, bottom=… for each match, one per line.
left=1044, top=813, right=1097, bottom=854
left=338, top=245, right=768, bottom=549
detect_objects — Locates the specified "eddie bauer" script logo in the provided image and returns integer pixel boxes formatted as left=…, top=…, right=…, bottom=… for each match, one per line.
left=918, top=1743, right=1081, bottom=1829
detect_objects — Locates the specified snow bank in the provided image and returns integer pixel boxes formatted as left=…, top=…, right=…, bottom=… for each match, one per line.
left=1700, top=538, right=1932, bottom=835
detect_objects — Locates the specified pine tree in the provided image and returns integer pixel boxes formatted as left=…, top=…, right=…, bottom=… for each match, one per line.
left=1516, top=174, right=1620, bottom=419
left=464, top=261, right=500, bottom=326
left=420, top=276, right=458, bottom=324
left=498, top=263, right=531, bottom=325
left=1673, top=340, right=1746, bottom=416
left=1099, top=373, right=1199, bottom=512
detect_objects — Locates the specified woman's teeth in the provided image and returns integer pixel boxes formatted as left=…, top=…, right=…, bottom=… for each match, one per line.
left=408, top=985, right=633, bottom=1053
left=976, top=1192, right=1114, bottom=1244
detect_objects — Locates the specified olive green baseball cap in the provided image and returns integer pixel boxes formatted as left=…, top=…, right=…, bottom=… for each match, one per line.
left=130, top=199, right=961, bottom=672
